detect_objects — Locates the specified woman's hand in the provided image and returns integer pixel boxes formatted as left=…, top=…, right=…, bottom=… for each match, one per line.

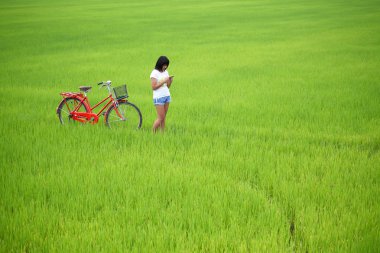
left=151, top=76, right=173, bottom=90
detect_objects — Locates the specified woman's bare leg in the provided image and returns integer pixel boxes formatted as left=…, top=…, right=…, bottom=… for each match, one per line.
left=161, top=102, right=170, bottom=131
left=153, top=105, right=166, bottom=132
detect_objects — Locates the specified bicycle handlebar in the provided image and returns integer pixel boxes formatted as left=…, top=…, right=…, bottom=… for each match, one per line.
left=98, top=80, right=112, bottom=86
left=97, top=81, right=113, bottom=95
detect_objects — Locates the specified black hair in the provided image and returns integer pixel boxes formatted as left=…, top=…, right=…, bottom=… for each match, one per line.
left=155, top=56, right=170, bottom=71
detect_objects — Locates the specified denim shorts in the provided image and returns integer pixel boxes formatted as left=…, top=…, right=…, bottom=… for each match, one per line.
left=153, top=96, right=171, bottom=105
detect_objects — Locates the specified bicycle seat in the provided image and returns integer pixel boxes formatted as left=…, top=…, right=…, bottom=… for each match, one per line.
left=79, top=86, right=92, bottom=92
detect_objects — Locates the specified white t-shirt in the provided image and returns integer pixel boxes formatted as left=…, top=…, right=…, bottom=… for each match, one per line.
left=150, top=69, right=170, bottom=99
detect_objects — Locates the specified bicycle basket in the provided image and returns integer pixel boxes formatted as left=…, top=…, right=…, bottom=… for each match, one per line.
left=113, top=84, right=129, bottom=99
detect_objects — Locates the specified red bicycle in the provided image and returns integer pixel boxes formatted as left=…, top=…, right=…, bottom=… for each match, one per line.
left=56, top=81, right=142, bottom=129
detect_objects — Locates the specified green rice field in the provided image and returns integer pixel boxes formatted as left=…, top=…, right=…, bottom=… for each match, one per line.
left=1, top=0, right=379, bottom=251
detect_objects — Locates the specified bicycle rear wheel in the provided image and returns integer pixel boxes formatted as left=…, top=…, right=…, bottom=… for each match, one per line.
left=57, top=97, right=88, bottom=125
left=105, top=101, right=142, bottom=129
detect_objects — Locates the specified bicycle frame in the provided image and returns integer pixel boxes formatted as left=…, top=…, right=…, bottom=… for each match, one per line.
left=59, top=91, right=125, bottom=124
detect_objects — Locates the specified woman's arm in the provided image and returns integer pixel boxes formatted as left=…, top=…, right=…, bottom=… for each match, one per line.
left=151, top=77, right=166, bottom=90
left=167, top=76, right=173, bottom=88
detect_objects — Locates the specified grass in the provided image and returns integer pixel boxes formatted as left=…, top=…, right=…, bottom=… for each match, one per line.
left=0, top=0, right=379, bottom=252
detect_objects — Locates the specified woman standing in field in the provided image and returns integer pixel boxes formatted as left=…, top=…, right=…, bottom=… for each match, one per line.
left=150, top=56, right=174, bottom=132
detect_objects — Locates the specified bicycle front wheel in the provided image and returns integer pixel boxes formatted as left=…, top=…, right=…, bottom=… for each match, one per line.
left=105, top=101, right=142, bottom=129
left=57, top=97, right=88, bottom=125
